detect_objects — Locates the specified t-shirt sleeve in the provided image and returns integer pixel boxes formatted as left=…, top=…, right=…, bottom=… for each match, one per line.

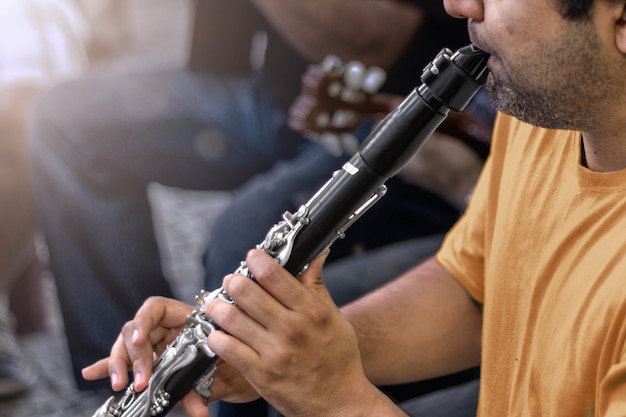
left=436, top=176, right=488, bottom=303
left=436, top=113, right=511, bottom=303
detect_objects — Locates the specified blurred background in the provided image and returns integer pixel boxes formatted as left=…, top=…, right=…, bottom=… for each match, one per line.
left=0, top=1, right=223, bottom=415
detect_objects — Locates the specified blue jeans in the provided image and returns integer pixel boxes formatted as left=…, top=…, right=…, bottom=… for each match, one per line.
left=28, top=68, right=306, bottom=390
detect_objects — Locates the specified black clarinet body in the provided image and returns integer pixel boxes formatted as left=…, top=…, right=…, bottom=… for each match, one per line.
left=283, top=43, right=490, bottom=275
left=92, top=44, right=489, bottom=417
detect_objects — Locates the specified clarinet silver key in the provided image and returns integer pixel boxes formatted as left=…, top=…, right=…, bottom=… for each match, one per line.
left=92, top=44, right=489, bottom=417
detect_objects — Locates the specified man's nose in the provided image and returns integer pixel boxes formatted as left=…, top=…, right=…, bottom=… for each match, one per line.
left=443, top=0, right=484, bottom=21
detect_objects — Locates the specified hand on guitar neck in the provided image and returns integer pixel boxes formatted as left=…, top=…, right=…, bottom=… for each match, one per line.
left=288, top=55, right=398, bottom=156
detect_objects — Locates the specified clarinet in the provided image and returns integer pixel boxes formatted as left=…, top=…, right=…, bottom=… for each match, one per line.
left=92, top=44, right=489, bottom=417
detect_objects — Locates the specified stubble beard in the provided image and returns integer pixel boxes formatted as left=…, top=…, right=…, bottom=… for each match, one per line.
left=483, top=23, right=611, bottom=132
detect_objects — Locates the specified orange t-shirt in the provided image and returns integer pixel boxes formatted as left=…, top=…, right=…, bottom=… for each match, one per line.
left=437, top=113, right=626, bottom=416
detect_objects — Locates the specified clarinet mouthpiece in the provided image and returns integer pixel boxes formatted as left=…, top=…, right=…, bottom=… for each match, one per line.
left=451, top=44, right=490, bottom=82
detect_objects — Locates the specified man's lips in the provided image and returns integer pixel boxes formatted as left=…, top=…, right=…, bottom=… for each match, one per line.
left=469, top=40, right=497, bottom=70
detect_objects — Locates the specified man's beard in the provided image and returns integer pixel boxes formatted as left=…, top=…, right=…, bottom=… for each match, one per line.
left=481, top=23, right=614, bottom=133
left=485, top=74, right=578, bottom=130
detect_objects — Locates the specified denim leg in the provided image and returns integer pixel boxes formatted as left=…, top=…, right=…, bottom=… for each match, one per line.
left=221, top=378, right=478, bottom=417
left=322, top=234, right=445, bottom=306
left=27, top=68, right=300, bottom=390
left=254, top=375, right=479, bottom=417
left=399, top=379, right=479, bottom=417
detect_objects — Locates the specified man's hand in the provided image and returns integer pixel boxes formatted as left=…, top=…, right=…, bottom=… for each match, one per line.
left=81, top=297, right=194, bottom=391
left=80, top=249, right=407, bottom=417
left=204, top=249, right=404, bottom=417
left=81, top=296, right=260, bottom=417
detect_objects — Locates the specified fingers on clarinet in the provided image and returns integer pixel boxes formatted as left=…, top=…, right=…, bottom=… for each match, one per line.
left=299, top=251, right=336, bottom=306
left=207, top=330, right=253, bottom=373
left=139, top=296, right=191, bottom=329
left=136, top=296, right=168, bottom=329
left=182, top=393, right=211, bottom=417
left=128, top=342, right=155, bottom=391
left=299, top=248, right=329, bottom=274
left=106, top=322, right=149, bottom=391
left=106, top=338, right=132, bottom=390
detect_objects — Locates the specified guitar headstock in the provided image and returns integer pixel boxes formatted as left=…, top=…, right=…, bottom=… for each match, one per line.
left=288, top=55, right=391, bottom=156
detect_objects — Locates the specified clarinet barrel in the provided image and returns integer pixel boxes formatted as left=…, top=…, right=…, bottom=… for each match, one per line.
left=92, top=44, right=489, bottom=417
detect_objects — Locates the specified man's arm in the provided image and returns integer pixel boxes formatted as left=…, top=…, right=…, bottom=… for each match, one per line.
left=249, top=0, right=424, bottom=68
left=343, top=257, right=483, bottom=385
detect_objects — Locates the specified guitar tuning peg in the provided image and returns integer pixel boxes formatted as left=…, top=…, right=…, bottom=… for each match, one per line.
left=330, top=110, right=357, bottom=129
left=340, top=88, right=362, bottom=103
left=320, top=55, right=344, bottom=74
left=362, top=66, right=387, bottom=94
left=343, top=60, right=366, bottom=91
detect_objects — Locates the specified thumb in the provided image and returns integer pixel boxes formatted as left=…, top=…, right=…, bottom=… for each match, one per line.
left=299, top=250, right=335, bottom=305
